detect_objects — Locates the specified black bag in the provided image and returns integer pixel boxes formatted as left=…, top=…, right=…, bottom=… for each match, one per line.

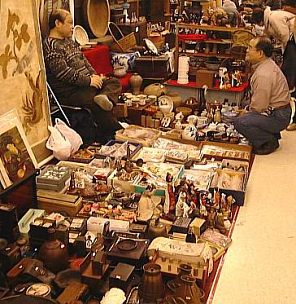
left=281, top=36, right=296, bottom=90
left=61, top=108, right=98, bottom=146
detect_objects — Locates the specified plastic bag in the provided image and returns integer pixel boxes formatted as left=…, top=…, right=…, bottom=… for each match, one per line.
left=46, top=118, right=83, bottom=160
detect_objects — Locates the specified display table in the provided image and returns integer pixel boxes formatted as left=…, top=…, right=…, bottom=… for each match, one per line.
left=165, top=80, right=249, bottom=106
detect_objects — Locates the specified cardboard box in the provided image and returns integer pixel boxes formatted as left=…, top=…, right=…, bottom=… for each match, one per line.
left=196, top=69, right=216, bottom=88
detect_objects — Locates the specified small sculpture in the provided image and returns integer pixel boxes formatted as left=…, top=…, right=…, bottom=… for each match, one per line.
left=175, top=188, right=187, bottom=217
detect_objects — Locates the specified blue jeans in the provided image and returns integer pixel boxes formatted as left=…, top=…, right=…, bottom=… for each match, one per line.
left=233, top=107, right=291, bottom=149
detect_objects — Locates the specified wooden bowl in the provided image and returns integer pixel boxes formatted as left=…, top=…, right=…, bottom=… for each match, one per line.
left=83, top=0, right=110, bottom=38
left=176, top=106, right=192, bottom=117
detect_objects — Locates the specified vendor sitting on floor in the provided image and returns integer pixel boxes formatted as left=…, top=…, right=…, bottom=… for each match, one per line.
left=234, top=37, right=291, bottom=155
left=43, top=9, right=122, bottom=143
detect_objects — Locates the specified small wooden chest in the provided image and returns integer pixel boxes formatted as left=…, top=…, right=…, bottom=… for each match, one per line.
left=135, top=54, right=171, bottom=80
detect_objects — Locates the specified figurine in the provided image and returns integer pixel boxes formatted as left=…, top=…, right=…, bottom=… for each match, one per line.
left=213, top=189, right=221, bottom=209
left=175, top=189, right=187, bottom=217
left=231, top=70, right=242, bottom=87
left=207, top=207, right=216, bottom=229
left=166, top=173, right=176, bottom=214
left=199, top=192, right=208, bottom=218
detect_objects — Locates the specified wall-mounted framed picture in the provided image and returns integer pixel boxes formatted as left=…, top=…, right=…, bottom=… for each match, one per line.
left=0, top=0, right=53, bottom=167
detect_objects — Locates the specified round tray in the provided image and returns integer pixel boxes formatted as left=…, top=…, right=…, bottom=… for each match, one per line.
left=73, top=25, right=89, bottom=46
left=116, top=239, right=137, bottom=251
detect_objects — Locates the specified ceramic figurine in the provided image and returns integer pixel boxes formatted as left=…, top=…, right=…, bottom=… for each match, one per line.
left=213, top=106, right=222, bottom=123
left=166, top=173, right=176, bottom=214
left=207, top=207, right=216, bottom=229
left=213, top=189, right=221, bottom=209
left=176, top=189, right=187, bottom=217
left=231, top=70, right=242, bottom=87
left=199, top=192, right=208, bottom=218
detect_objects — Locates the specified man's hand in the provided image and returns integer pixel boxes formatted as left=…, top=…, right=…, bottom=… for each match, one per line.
left=90, top=74, right=106, bottom=89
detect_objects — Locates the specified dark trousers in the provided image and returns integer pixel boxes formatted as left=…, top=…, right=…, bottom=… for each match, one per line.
left=233, top=107, right=291, bottom=150
left=55, top=77, right=122, bottom=137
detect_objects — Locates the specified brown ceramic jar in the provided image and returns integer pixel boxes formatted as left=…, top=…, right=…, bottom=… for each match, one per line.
left=139, top=263, right=164, bottom=302
left=39, top=228, right=69, bottom=273
left=175, top=275, right=201, bottom=304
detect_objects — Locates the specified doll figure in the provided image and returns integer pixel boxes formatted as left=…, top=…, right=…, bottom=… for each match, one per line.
left=200, top=192, right=208, bottom=217
left=188, top=201, right=198, bottom=218
left=213, top=189, right=221, bottom=209
left=231, top=70, right=242, bottom=87
left=176, top=189, right=187, bottom=217
left=166, top=172, right=176, bottom=214
left=207, top=207, right=216, bottom=229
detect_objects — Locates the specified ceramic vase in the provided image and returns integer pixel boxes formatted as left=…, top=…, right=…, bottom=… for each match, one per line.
left=139, top=263, right=164, bottom=302
left=130, top=73, right=143, bottom=95
left=39, top=228, right=69, bottom=273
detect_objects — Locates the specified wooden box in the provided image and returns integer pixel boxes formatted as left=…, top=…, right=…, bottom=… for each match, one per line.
left=135, top=54, right=171, bottom=80
left=37, top=190, right=82, bottom=216
left=196, top=69, right=216, bottom=89
left=0, top=170, right=38, bottom=218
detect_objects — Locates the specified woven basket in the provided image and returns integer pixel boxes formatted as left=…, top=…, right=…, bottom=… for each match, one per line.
left=108, top=22, right=137, bottom=52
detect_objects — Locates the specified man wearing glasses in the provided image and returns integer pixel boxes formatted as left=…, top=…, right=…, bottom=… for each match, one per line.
left=233, top=37, right=291, bottom=155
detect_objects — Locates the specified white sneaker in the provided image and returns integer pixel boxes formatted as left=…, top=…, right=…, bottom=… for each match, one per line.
left=94, top=94, right=113, bottom=111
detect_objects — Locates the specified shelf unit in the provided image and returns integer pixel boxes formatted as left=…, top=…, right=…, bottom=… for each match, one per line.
left=175, top=22, right=243, bottom=71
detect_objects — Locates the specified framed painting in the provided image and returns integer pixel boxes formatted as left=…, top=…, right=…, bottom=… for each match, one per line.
left=0, top=0, right=52, bottom=166
left=0, top=111, right=37, bottom=189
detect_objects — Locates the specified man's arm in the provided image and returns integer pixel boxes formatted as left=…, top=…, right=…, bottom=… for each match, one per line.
left=249, top=73, right=272, bottom=113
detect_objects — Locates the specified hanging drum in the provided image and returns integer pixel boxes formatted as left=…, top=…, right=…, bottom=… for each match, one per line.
left=82, top=0, right=110, bottom=38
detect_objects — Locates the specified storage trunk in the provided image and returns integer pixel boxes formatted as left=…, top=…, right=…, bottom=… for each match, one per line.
left=135, top=54, right=171, bottom=80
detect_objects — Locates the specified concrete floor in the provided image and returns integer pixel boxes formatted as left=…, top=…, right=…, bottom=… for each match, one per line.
left=211, top=130, right=296, bottom=304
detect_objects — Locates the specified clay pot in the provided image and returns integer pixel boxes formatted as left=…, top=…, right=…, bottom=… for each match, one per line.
left=175, top=275, right=201, bottom=304
left=148, top=218, right=167, bottom=239
left=139, top=263, right=164, bottom=302
left=167, top=92, right=183, bottom=109
left=39, top=228, right=69, bottom=273
left=129, top=73, right=143, bottom=95
left=144, top=83, right=167, bottom=97
left=178, top=264, right=193, bottom=278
